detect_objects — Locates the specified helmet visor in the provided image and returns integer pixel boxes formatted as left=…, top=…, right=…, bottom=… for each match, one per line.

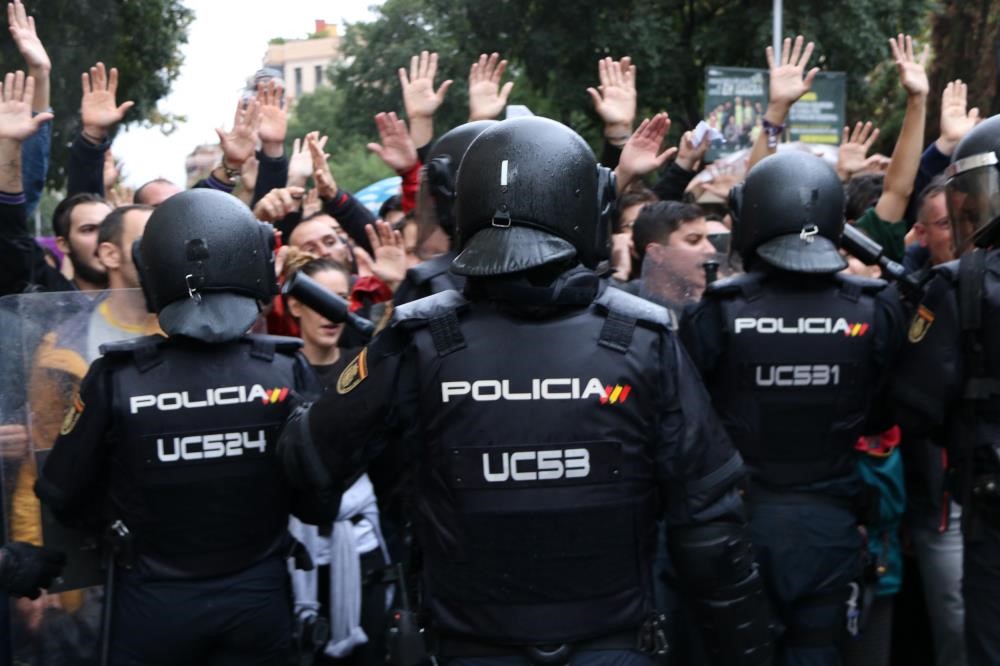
left=946, top=153, right=1000, bottom=253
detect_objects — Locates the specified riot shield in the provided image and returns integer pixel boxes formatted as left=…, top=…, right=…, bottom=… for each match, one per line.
left=1, top=288, right=155, bottom=665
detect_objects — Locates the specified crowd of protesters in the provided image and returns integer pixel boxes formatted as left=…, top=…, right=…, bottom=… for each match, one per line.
left=0, top=0, right=990, bottom=663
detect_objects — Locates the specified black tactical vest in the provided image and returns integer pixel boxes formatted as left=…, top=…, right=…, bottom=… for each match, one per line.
left=391, top=286, right=671, bottom=645
left=101, top=334, right=308, bottom=578
left=706, top=271, right=882, bottom=487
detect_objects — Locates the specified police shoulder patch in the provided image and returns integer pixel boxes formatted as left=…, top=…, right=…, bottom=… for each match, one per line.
left=336, top=348, right=369, bottom=395
left=59, top=393, right=85, bottom=436
left=908, top=304, right=935, bottom=343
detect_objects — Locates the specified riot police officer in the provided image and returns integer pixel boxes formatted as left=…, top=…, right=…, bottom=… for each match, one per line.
left=0, top=542, right=64, bottom=598
left=393, top=120, right=495, bottom=306
left=34, top=190, right=322, bottom=665
left=891, top=114, right=1000, bottom=666
left=280, top=117, right=773, bottom=665
left=679, top=151, right=905, bottom=666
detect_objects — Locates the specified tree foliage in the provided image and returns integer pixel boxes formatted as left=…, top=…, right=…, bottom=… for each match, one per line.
left=0, top=0, right=193, bottom=188
left=927, top=1, right=1000, bottom=145
left=293, top=0, right=938, bottom=163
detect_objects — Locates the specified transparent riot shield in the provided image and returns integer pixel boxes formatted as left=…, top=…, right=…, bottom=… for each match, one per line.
left=639, top=246, right=738, bottom=313
left=1, top=288, right=155, bottom=665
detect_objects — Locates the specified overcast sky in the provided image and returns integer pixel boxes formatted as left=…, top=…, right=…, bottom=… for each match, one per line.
left=112, top=0, right=383, bottom=188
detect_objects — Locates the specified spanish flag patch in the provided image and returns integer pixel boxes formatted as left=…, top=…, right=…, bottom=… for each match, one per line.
left=336, top=348, right=369, bottom=395
left=59, top=393, right=85, bottom=436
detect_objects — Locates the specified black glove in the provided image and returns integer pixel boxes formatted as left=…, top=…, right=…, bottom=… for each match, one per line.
left=0, top=542, right=66, bottom=599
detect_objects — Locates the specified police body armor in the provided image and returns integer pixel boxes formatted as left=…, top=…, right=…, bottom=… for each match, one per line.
left=934, top=251, right=1000, bottom=523
left=392, top=286, right=670, bottom=645
left=394, top=252, right=465, bottom=307
left=100, top=334, right=310, bottom=578
left=706, top=270, right=883, bottom=487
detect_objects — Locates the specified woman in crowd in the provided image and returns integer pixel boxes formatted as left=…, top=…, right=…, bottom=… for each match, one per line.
left=282, top=251, right=393, bottom=666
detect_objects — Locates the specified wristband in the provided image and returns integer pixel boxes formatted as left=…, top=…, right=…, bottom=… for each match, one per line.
left=218, top=161, right=242, bottom=181
left=761, top=119, right=785, bottom=149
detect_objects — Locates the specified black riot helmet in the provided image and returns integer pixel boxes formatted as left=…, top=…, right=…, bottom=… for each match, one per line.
left=945, top=114, right=1000, bottom=252
left=730, top=151, right=847, bottom=273
left=133, top=189, right=278, bottom=342
left=451, top=117, right=616, bottom=277
left=417, top=120, right=497, bottom=242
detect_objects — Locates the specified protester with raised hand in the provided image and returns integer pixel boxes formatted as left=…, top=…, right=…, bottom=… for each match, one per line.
left=747, top=34, right=819, bottom=170
left=66, top=62, right=134, bottom=196
left=836, top=121, right=881, bottom=183
left=652, top=128, right=710, bottom=202
left=399, top=50, right=451, bottom=152
left=308, top=131, right=377, bottom=257
left=367, top=111, right=419, bottom=173
left=852, top=34, right=928, bottom=262
left=7, top=0, right=50, bottom=216
left=0, top=70, right=67, bottom=294
left=468, top=52, right=513, bottom=121
left=615, top=112, right=677, bottom=193
left=588, top=55, right=636, bottom=169
left=251, top=79, right=292, bottom=207
left=901, top=79, right=982, bottom=227
left=198, top=96, right=260, bottom=196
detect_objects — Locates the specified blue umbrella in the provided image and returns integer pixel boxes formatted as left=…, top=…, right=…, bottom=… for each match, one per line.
left=353, top=176, right=402, bottom=215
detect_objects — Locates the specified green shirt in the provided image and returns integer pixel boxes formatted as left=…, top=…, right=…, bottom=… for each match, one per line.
left=853, top=207, right=909, bottom=263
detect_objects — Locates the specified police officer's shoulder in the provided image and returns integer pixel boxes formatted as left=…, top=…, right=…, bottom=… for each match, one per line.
left=391, top=289, right=469, bottom=329
left=98, top=334, right=168, bottom=372
left=704, top=271, right=764, bottom=298
left=833, top=271, right=888, bottom=294
left=239, top=334, right=304, bottom=356
left=594, top=283, right=675, bottom=331
left=98, top=334, right=167, bottom=358
left=931, top=258, right=961, bottom=283
left=406, top=254, right=452, bottom=285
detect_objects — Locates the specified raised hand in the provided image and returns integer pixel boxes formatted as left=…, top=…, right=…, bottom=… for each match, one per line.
left=7, top=1, right=49, bottom=72
left=468, top=52, right=513, bottom=121
left=308, top=134, right=337, bottom=200
left=215, top=98, right=260, bottom=170
left=400, top=51, right=452, bottom=120
left=675, top=130, right=710, bottom=172
left=937, top=79, right=980, bottom=155
left=615, top=112, right=677, bottom=192
left=354, top=220, right=406, bottom=289
left=80, top=62, right=134, bottom=142
left=836, top=121, right=880, bottom=182
left=288, top=132, right=325, bottom=187
left=253, top=186, right=305, bottom=222
left=0, top=71, right=50, bottom=141
left=366, top=112, right=418, bottom=172
left=889, top=34, right=929, bottom=98
left=765, top=35, right=820, bottom=111
left=587, top=56, right=636, bottom=142
left=256, top=79, right=290, bottom=157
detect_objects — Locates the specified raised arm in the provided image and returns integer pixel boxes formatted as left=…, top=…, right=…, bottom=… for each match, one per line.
left=614, top=112, right=676, bottom=194
left=747, top=35, right=819, bottom=171
left=874, top=34, right=928, bottom=223
left=588, top=56, right=637, bottom=168
left=0, top=71, right=51, bottom=193
left=399, top=51, right=451, bottom=150
left=468, top=52, right=514, bottom=122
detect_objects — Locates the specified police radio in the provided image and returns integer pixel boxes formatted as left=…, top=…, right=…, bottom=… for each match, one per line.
left=386, top=563, right=429, bottom=666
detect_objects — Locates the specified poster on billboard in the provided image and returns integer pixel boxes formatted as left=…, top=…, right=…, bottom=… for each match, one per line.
left=703, top=66, right=846, bottom=160
left=787, top=71, right=846, bottom=146
left=703, top=66, right=768, bottom=161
